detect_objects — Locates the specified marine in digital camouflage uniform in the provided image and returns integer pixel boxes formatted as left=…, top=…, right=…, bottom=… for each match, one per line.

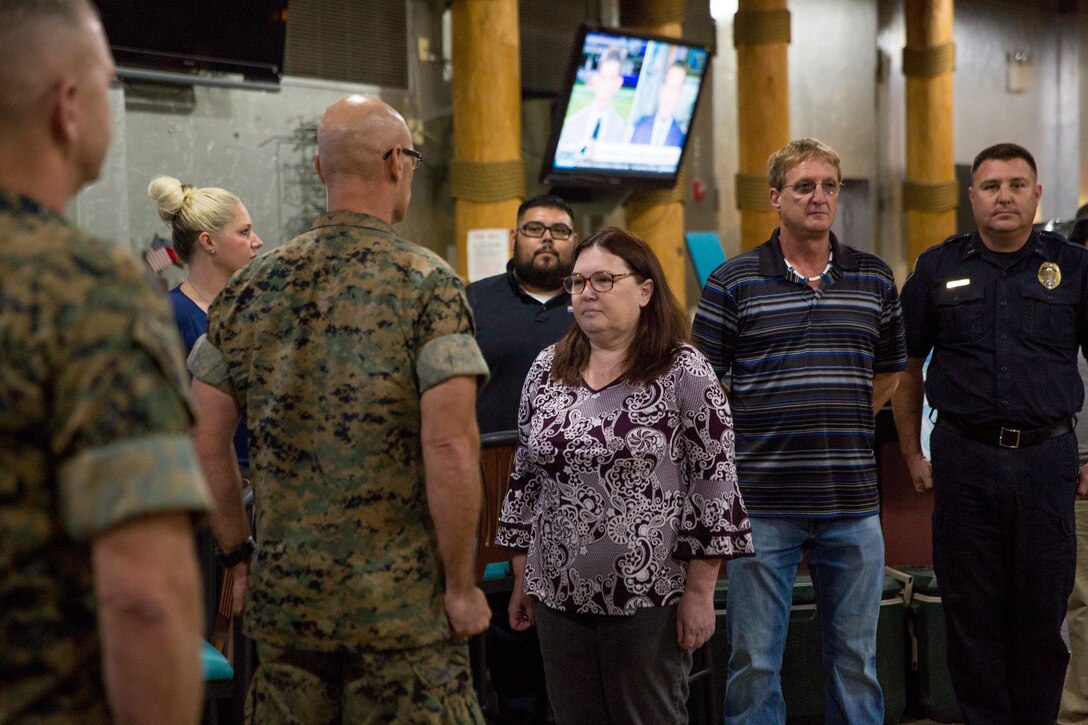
left=0, top=195, right=214, bottom=718
left=189, top=95, right=491, bottom=723
left=0, top=1, right=210, bottom=722
left=0, top=191, right=212, bottom=723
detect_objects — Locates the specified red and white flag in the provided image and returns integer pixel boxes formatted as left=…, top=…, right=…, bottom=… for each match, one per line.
left=144, top=246, right=173, bottom=272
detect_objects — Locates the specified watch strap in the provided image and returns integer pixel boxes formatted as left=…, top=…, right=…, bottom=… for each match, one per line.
left=216, top=536, right=255, bottom=567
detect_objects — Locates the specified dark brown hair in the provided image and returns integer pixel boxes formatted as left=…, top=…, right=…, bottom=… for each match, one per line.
left=971, top=142, right=1037, bottom=177
left=551, top=227, right=689, bottom=387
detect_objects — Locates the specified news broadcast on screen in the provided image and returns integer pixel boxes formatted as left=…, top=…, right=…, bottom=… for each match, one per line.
left=543, top=26, right=710, bottom=189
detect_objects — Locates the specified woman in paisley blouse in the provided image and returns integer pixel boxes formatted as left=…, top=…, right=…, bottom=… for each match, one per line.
left=495, top=226, right=755, bottom=723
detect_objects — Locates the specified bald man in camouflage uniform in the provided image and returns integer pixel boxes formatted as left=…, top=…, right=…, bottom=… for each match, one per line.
left=189, top=95, right=491, bottom=723
left=0, top=1, right=210, bottom=723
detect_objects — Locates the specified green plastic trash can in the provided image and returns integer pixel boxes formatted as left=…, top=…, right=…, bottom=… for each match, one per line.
left=893, top=566, right=963, bottom=723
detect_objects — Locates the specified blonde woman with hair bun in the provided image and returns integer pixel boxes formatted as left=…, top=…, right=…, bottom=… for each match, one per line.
left=148, top=175, right=262, bottom=469
left=149, top=176, right=262, bottom=642
left=148, top=175, right=263, bottom=315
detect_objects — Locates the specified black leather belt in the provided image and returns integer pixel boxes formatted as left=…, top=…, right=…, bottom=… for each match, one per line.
left=936, top=413, right=1073, bottom=449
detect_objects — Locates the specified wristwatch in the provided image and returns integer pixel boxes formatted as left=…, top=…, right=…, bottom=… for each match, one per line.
left=216, top=536, right=256, bottom=567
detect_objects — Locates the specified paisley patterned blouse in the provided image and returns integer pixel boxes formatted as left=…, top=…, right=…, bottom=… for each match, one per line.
left=495, top=344, right=754, bottom=615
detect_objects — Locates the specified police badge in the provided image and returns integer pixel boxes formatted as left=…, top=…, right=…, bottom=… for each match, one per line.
left=1038, top=262, right=1061, bottom=290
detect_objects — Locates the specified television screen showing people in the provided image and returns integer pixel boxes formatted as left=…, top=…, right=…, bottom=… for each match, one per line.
left=548, top=29, right=709, bottom=184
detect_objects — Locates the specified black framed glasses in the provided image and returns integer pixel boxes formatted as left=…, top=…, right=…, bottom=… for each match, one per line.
left=781, top=180, right=842, bottom=198
left=382, top=146, right=424, bottom=170
left=518, top=221, right=574, bottom=240
left=563, top=271, right=638, bottom=294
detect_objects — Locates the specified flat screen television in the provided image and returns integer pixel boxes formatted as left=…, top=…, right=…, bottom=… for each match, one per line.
left=96, top=1, right=288, bottom=84
left=541, top=25, right=711, bottom=190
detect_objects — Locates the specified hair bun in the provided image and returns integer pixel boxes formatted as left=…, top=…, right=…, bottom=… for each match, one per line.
left=147, top=175, right=187, bottom=225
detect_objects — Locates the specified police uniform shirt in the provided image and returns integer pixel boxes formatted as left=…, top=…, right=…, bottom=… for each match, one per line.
left=900, top=230, right=1088, bottom=428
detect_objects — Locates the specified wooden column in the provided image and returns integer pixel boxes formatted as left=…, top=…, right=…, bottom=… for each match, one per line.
left=451, top=0, right=524, bottom=276
left=620, top=0, right=687, bottom=307
left=904, top=0, right=956, bottom=266
left=735, top=0, right=790, bottom=251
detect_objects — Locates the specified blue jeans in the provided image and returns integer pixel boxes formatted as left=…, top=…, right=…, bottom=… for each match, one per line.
left=724, top=515, right=885, bottom=725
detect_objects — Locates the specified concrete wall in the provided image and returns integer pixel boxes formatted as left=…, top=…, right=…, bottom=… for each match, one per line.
left=953, top=0, right=1078, bottom=220
left=72, top=0, right=454, bottom=282
left=712, top=0, right=879, bottom=261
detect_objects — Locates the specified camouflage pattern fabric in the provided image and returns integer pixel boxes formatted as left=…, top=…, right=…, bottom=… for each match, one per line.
left=188, top=211, right=489, bottom=655
left=0, top=188, right=212, bottom=722
left=246, top=641, right=483, bottom=724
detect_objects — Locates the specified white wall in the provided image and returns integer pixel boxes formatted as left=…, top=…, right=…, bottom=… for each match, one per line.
left=954, top=0, right=1078, bottom=221
left=712, top=9, right=741, bottom=259
left=790, top=0, right=879, bottom=181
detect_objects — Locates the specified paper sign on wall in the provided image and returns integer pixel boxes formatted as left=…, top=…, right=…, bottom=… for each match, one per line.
left=467, top=228, right=509, bottom=282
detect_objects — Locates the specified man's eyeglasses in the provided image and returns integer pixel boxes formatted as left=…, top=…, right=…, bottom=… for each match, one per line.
left=781, top=180, right=843, bottom=198
left=518, top=222, right=574, bottom=240
left=382, top=146, right=424, bottom=170
left=563, top=271, right=638, bottom=294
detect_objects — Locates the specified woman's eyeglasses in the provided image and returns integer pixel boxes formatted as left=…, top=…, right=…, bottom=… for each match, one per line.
left=563, top=271, right=638, bottom=294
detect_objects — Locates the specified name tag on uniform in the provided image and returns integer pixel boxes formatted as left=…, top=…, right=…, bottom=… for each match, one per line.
left=945, top=278, right=970, bottom=289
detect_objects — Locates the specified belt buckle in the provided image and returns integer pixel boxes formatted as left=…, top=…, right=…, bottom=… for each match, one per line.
left=999, top=427, right=1021, bottom=449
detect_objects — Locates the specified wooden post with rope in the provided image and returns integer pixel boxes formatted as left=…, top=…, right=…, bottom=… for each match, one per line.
left=735, top=0, right=790, bottom=251
left=904, top=0, right=957, bottom=266
left=451, top=0, right=525, bottom=277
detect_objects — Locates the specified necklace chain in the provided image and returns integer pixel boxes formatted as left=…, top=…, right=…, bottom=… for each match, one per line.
left=185, top=281, right=215, bottom=307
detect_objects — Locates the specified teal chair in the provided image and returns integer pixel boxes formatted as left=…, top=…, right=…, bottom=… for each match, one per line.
left=202, top=639, right=235, bottom=724
left=684, top=231, right=727, bottom=289
left=202, top=639, right=234, bottom=681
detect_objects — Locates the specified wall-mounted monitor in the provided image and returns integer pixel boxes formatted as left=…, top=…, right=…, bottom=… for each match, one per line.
left=96, top=1, right=289, bottom=86
left=541, top=25, right=712, bottom=190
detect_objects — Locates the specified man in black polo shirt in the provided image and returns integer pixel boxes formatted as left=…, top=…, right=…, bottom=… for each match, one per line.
left=896, top=142, right=1088, bottom=725
left=467, top=195, right=576, bottom=434
left=465, top=194, right=576, bottom=724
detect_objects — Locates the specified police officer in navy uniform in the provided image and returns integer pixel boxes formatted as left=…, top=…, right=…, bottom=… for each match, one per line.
left=895, top=142, right=1088, bottom=725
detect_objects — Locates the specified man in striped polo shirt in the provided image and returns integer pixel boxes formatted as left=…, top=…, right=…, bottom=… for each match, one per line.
left=692, top=138, right=906, bottom=725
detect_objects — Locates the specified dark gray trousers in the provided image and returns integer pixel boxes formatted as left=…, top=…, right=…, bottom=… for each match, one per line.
left=535, top=603, right=691, bottom=724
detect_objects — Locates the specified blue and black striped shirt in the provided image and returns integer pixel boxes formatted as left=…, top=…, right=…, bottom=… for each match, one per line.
left=692, top=230, right=907, bottom=517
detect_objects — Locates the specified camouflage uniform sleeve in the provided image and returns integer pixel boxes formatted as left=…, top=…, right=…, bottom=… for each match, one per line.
left=187, top=333, right=236, bottom=398
left=59, top=434, right=210, bottom=541
left=415, top=271, right=489, bottom=393
left=53, top=279, right=211, bottom=541
left=417, top=334, right=489, bottom=393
